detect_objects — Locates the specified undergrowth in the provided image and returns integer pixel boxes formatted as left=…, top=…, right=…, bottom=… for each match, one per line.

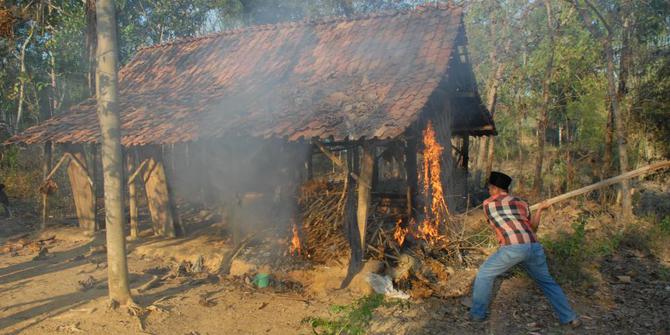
left=542, top=213, right=620, bottom=285
left=543, top=211, right=670, bottom=286
left=302, top=294, right=406, bottom=335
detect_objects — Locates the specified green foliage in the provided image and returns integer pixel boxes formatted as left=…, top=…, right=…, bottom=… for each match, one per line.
left=543, top=213, right=620, bottom=285
left=633, top=57, right=670, bottom=158
left=660, top=216, right=670, bottom=235
left=302, top=294, right=399, bottom=335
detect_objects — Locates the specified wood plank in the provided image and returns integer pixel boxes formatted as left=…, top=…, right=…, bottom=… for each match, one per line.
left=65, top=145, right=96, bottom=233
left=142, top=149, right=176, bottom=238
left=357, top=143, right=374, bottom=252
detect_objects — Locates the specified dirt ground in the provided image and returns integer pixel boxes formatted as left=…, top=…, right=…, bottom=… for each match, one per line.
left=1, top=199, right=669, bottom=335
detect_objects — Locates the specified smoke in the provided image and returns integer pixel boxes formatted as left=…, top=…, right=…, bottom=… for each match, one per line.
left=166, top=136, right=310, bottom=242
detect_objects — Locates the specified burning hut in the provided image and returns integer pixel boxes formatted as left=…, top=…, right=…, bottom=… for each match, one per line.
left=8, top=4, right=494, bottom=282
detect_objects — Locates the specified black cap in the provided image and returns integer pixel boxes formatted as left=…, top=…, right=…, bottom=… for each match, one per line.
left=488, top=171, right=512, bottom=191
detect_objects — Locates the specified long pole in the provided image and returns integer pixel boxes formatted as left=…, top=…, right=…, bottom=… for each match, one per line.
left=530, top=161, right=670, bottom=211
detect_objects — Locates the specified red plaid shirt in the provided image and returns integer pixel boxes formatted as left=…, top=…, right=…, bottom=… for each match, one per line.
left=483, top=193, right=538, bottom=246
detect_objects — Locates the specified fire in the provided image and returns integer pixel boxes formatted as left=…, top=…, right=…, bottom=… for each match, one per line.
left=419, top=121, right=449, bottom=244
left=289, top=223, right=302, bottom=256
left=393, top=219, right=409, bottom=246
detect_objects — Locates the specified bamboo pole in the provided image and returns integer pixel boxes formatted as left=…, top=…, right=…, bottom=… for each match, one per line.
left=530, top=160, right=670, bottom=210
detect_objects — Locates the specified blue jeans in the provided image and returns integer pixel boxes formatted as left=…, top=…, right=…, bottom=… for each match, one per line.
left=470, top=243, right=577, bottom=324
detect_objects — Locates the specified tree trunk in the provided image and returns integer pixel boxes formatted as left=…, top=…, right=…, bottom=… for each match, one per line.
left=483, top=60, right=506, bottom=180
left=474, top=137, right=488, bottom=187
left=86, top=0, right=97, bottom=96
left=565, top=119, right=574, bottom=191
left=597, top=85, right=615, bottom=207
left=15, top=25, right=34, bottom=131
left=49, top=51, right=59, bottom=116
left=605, top=35, right=632, bottom=219
left=95, top=0, right=132, bottom=306
left=532, top=1, right=556, bottom=196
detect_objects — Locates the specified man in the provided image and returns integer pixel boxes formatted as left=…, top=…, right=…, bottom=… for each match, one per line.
left=469, top=171, right=581, bottom=327
left=0, top=183, right=12, bottom=218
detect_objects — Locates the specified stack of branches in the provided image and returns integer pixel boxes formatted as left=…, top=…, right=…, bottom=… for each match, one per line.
left=366, top=215, right=494, bottom=299
left=298, top=176, right=349, bottom=264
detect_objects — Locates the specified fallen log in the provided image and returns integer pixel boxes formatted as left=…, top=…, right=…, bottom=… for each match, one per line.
left=530, top=160, right=670, bottom=210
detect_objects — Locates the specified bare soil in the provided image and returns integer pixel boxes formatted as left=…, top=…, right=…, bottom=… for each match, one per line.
left=1, top=200, right=669, bottom=335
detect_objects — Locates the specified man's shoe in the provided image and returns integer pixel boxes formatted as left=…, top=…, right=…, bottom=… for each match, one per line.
left=566, top=317, right=582, bottom=329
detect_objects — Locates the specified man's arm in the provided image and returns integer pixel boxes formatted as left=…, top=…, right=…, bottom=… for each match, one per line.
left=529, top=201, right=550, bottom=232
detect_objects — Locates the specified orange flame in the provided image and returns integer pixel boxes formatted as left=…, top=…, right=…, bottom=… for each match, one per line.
left=289, top=223, right=302, bottom=256
left=419, top=121, right=449, bottom=244
left=393, top=219, right=409, bottom=246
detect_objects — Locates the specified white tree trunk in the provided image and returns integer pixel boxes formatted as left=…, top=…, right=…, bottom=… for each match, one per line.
left=95, top=0, right=132, bottom=306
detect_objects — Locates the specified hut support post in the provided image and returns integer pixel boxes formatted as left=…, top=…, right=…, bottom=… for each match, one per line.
left=142, top=148, right=176, bottom=238
left=357, top=142, right=374, bottom=253
left=405, top=136, right=418, bottom=221
left=65, top=144, right=96, bottom=233
left=127, top=149, right=139, bottom=239
left=41, top=142, right=52, bottom=230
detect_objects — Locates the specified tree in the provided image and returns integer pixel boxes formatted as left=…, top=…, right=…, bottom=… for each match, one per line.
left=95, top=0, right=133, bottom=307
left=532, top=0, right=557, bottom=196
left=570, top=0, right=633, bottom=218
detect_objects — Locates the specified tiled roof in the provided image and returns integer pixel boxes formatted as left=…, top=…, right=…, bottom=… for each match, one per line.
left=9, top=4, right=493, bottom=146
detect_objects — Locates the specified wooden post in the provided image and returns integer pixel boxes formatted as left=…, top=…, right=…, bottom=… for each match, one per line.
left=92, top=144, right=102, bottom=229
left=127, top=149, right=139, bottom=239
left=41, top=142, right=52, bottom=230
left=461, top=136, right=470, bottom=171
left=357, top=142, right=374, bottom=253
left=142, top=148, right=176, bottom=238
left=405, top=136, right=418, bottom=221
left=65, top=144, right=96, bottom=233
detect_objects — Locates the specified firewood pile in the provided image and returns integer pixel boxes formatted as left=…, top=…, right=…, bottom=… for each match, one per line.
left=0, top=234, right=56, bottom=255
left=298, top=177, right=349, bottom=264
left=297, top=172, right=495, bottom=299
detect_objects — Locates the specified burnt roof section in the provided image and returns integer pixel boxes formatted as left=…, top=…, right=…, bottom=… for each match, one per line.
left=9, top=4, right=494, bottom=146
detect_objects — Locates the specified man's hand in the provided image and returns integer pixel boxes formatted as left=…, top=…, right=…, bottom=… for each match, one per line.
left=530, top=201, right=550, bottom=233
left=536, top=200, right=551, bottom=211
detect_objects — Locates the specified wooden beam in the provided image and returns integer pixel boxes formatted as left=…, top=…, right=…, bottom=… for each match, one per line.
left=530, top=161, right=670, bottom=210
left=127, top=158, right=149, bottom=185
left=44, top=154, right=70, bottom=181
left=313, top=141, right=370, bottom=189
left=357, top=143, right=374, bottom=253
